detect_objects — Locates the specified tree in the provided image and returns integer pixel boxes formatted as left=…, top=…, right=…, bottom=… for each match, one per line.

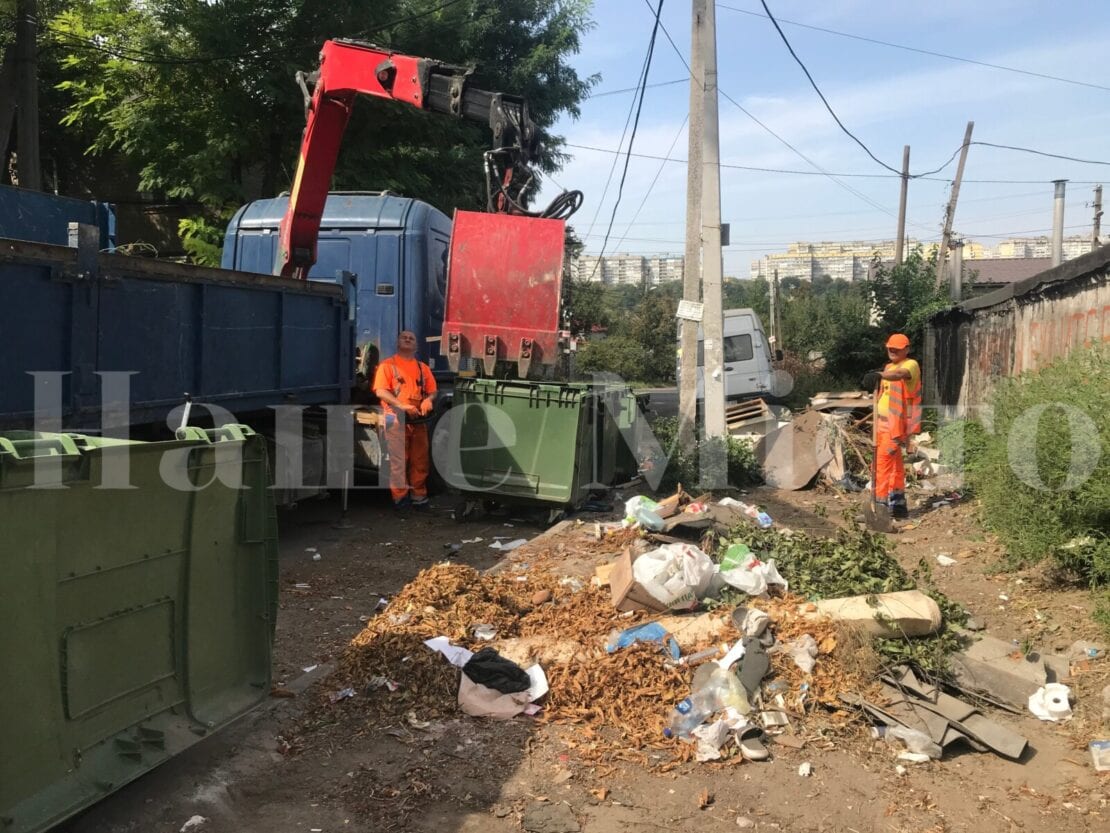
left=865, top=247, right=950, bottom=352
left=46, top=0, right=596, bottom=261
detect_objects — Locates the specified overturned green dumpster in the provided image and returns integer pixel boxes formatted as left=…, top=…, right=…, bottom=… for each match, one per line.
left=0, top=425, right=278, bottom=833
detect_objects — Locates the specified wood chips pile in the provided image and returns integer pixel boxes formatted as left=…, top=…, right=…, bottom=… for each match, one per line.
left=324, top=558, right=873, bottom=761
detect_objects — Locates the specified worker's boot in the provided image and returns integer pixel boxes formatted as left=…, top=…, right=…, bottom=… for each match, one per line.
left=890, top=493, right=909, bottom=521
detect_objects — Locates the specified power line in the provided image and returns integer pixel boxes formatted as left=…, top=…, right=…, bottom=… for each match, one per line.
left=590, top=0, right=667, bottom=278
left=971, top=141, right=1110, bottom=167
left=591, top=79, right=687, bottom=98
left=612, top=115, right=689, bottom=252
left=639, top=5, right=910, bottom=222
left=716, top=3, right=1110, bottom=94
left=757, top=0, right=904, bottom=174
left=564, top=142, right=1104, bottom=186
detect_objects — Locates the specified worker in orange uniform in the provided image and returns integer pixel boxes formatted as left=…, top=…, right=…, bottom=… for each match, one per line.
left=373, top=331, right=437, bottom=511
left=861, top=333, right=921, bottom=521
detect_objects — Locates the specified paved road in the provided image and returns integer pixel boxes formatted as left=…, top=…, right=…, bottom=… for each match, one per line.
left=638, top=386, right=677, bottom=419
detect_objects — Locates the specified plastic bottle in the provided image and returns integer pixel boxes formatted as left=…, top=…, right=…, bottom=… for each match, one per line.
left=664, top=692, right=714, bottom=738
left=633, top=505, right=665, bottom=531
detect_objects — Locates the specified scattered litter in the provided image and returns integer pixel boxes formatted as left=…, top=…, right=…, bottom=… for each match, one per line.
left=897, top=752, right=933, bottom=764
left=367, top=675, right=400, bottom=692
left=312, top=553, right=322, bottom=562
left=1067, top=640, right=1105, bottom=662
left=461, top=537, right=484, bottom=544
left=1028, top=683, right=1072, bottom=722
left=886, top=725, right=942, bottom=760
left=423, top=636, right=475, bottom=668
left=625, top=495, right=665, bottom=531
left=692, top=719, right=732, bottom=761
left=559, top=576, right=585, bottom=592
left=787, top=634, right=819, bottom=674
left=490, top=538, right=528, bottom=551
left=1090, top=740, right=1110, bottom=773
left=304, top=547, right=317, bottom=553
left=328, top=687, right=356, bottom=703
left=293, top=583, right=310, bottom=590
left=472, top=623, right=497, bottom=641
left=629, top=542, right=716, bottom=611
left=895, top=764, right=908, bottom=776
left=606, top=623, right=681, bottom=660
left=405, top=711, right=432, bottom=730
left=719, top=555, right=788, bottom=596
left=797, top=762, right=813, bottom=777
left=179, top=816, right=207, bottom=833
left=302, top=664, right=318, bottom=674
left=718, top=640, right=747, bottom=671
left=375, top=597, right=389, bottom=609
left=935, top=553, right=958, bottom=567
left=736, top=817, right=756, bottom=829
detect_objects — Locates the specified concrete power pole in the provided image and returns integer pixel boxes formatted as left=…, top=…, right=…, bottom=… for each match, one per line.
left=935, top=121, right=974, bottom=289
left=768, top=267, right=778, bottom=353
left=895, top=145, right=910, bottom=265
left=698, top=0, right=727, bottom=441
left=1051, top=180, right=1067, bottom=267
left=678, top=0, right=706, bottom=450
left=15, top=0, right=42, bottom=190
left=1092, top=185, right=1102, bottom=252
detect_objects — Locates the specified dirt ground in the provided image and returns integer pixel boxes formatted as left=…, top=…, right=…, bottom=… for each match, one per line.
left=58, top=483, right=1109, bottom=833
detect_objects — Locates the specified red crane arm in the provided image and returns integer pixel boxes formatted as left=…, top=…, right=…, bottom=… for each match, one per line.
left=276, top=39, right=536, bottom=280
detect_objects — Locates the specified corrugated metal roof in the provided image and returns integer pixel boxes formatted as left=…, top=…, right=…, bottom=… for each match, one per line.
left=966, top=257, right=1053, bottom=286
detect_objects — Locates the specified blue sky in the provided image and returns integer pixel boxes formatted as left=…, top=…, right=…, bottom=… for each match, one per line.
left=535, top=0, right=1110, bottom=277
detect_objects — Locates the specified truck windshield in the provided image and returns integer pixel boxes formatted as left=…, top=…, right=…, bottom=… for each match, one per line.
left=696, top=333, right=754, bottom=364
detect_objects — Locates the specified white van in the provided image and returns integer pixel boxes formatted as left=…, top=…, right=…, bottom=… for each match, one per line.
left=681, top=308, right=779, bottom=401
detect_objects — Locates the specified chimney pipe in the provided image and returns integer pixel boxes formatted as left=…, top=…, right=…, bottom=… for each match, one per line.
left=1051, top=179, right=1067, bottom=267
left=950, top=240, right=964, bottom=302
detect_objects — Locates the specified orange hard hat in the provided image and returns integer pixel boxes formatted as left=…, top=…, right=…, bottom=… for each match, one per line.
left=886, top=333, right=910, bottom=349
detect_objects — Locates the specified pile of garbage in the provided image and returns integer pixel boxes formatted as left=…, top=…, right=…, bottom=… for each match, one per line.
left=308, top=489, right=991, bottom=769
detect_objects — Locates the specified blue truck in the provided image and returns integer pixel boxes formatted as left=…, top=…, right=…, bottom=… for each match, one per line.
left=0, top=184, right=462, bottom=495
left=222, top=191, right=453, bottom=381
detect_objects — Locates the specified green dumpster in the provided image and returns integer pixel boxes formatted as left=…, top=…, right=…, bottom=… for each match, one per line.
left=444, top=378, right=641, bottom=509
left=0, top=425, right=278, bottom=833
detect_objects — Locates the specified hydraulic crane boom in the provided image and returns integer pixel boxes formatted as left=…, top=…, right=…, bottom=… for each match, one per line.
left=277, top=39, right=538, bottom=280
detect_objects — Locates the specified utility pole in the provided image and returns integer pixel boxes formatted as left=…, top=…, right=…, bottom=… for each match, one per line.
left=678, top=0, right=706, bottom=450
left=15, top=0, right=42, bottom=190
left=935, top=121, right=973, bottom=289
left=698, top=0, right=727, bottom=441
left=1092, top=185, right=1102, bottom=252
left=895, top=145, right=910, bottom=265
left=768, top=267, right=778, bottom=354
left=1051, top=179, right=1066, bottom=267
left=0, top=46, right=17, bottom=169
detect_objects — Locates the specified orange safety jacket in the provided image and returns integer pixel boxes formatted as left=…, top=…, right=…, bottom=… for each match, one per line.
left=372, top=356, right=437, bottom=419
left=878, top=359, right=921, bottom=439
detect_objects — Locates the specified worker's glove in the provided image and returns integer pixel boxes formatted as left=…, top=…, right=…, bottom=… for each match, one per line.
left=419, top=399, right=434, bottom=416
left=860, top=370, right=881, bottom=391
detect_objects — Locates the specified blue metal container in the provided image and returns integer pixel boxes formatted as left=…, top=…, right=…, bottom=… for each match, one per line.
left=0, top=185, right=115, bottom=250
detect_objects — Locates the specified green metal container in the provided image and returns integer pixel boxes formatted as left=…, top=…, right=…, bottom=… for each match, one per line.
left=0, top=425, right=278, bottom=833
left=446, top=378, right=641, bottom=508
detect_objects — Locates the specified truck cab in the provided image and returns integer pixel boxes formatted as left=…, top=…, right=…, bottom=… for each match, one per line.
left=686, top=308, right=777, bottom=402
left=222, top=192, right=452, bottom=379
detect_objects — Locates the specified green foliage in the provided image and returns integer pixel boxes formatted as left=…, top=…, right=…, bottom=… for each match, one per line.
left=178, top=214, right=229, bottom=267
left=575, top=336, right=649, bottom=381
left=935, top=418, right=989, bottom=477
left=45, top=0, right=595, bottom=221
left=723, top=518, right=967, bottom=675
left=865, top=248, right=950, bottom=354
left=648, top=416, right=761, bottom=494
left=966, top=345, right=1110, bottom=584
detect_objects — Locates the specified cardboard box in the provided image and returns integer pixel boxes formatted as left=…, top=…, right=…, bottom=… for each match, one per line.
left=608, top=546, right=670, bottom=613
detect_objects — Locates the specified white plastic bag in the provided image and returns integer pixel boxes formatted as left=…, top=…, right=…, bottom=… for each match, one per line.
left=718, top=556, right=789, bottom=596
left=886, top=725, right=942, bottom=760
left=630, top=542, right=716, bottom=610
left=788, top=634, right=818, bottom=674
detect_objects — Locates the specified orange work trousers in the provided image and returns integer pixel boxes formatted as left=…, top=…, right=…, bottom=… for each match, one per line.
left=383, top=419, right=430, bottom=503
left=873, top=424, right=906, bottom=511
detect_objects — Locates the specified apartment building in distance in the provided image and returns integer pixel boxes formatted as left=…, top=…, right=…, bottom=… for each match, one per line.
left=749, top=236, right=1093, bottom=281
left=571, top=253, right=684, bottom=285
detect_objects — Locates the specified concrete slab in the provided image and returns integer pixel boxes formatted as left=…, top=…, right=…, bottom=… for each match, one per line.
left=951, top=634, right=1047, bottom=708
